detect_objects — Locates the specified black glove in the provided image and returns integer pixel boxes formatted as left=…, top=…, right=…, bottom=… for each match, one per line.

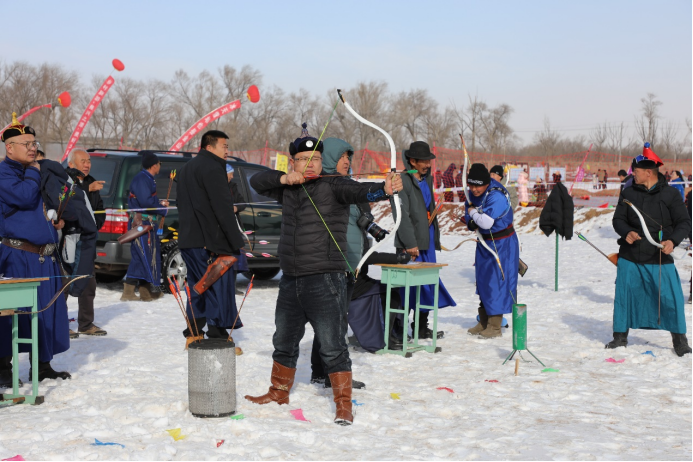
left=467, top=219, right=479, bottom=232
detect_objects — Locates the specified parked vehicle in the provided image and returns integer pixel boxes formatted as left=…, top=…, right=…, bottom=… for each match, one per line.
left=83, top=149, right=281, bottom=284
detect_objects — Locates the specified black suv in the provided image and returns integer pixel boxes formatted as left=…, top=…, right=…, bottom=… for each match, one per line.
left=84, top=149, right=281, bottom=283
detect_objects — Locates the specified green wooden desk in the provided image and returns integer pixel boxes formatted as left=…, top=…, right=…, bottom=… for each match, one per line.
left=0, top=277, right=47, bottom=406
left=376, top=263, right=446, bottom=357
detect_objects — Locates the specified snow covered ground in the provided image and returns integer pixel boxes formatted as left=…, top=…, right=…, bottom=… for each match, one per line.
left=1, top=211, right=691, bottom=460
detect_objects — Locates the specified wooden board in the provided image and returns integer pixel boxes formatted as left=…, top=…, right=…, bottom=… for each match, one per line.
left=0, top=278, right=49, bottom=285
left=375, top=263, right=448, bottom=269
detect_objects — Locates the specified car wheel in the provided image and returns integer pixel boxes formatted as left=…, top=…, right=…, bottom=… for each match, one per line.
left=242, top=267, right=280, bottom=280
left=161, top=241, right=187, bottom=293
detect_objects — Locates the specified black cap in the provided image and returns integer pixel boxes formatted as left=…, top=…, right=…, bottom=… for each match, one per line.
left=142, top=152, right=160, bottom=169
left=289, top=123, right=323, bottom=156
left=468, top=163, right=490, bottom=186
left=490, top=165, right=504, bottom=178
left=404, top=141, right=436, bottom=160
left=1, top=112, right=35, bottom=142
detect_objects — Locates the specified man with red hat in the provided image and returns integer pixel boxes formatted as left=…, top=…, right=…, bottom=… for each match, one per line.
left=0, top=113, right=71, bottom=386
left=608, top=143, right=691, bottom=356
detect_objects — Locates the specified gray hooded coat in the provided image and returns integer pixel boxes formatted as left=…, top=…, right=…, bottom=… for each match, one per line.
left=322, top=138, right=369, bottom=272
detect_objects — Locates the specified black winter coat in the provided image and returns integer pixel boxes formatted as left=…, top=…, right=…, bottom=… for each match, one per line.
left=76, top=174, right=105, bottom=230
left=539, top=182, right=574, bottom=239
left=250, top=169, right=388, bottom=276
left=613, top=173, right=690, bottom=265
left=176, top=150, right=245, bottom=255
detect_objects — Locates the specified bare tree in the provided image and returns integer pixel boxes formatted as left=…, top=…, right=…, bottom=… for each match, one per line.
left=634, top=92, right=662, bottom=148
left=534, top=117, right=561, bottom=169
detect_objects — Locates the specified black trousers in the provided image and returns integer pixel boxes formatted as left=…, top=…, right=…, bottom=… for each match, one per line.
left=77, top=275, right=97, bottom=331
left=311, top=275, right=355, bottom=377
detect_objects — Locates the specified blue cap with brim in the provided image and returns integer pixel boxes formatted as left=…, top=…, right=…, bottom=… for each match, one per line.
left=226, top=164, right=234, bottom=174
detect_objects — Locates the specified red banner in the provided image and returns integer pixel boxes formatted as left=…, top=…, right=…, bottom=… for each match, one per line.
left=61, top=77, right=115, bottom=161
left=169, top=100, right=241, bottom=152
left=0, top=104, right=53, bottom=135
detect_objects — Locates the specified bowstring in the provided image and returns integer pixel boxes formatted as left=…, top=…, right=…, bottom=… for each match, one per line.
left=295, top=100, right=355, bottom=275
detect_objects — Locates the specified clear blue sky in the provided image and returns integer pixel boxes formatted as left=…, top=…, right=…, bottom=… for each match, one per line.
left=7, top=0, right=691, bottom=144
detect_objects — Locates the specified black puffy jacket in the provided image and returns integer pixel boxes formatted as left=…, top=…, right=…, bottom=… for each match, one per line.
left=539, top=182, right=574, bottom=239
left=613, top=173, right=690, bottom=265
left=250, top=169, right=388, bottom=276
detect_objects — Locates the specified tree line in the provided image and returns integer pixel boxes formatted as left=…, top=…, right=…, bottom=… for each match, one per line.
left=1, top=60, right=690, bottom=161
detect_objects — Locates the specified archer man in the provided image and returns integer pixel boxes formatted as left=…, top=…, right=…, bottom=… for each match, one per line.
left=608, top=144, right=691, bottom=357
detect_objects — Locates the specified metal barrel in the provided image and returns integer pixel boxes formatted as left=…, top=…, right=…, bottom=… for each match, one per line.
left=188, top=338, right=236, bottom=418
left=512, top=304, right=527, bottom=351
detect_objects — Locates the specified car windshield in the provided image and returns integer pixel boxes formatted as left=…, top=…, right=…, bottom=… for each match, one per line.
left=88, top=157, right=119, bottom=196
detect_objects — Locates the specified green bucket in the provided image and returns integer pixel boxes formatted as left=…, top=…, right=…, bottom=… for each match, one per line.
left=512, top=304, right=527, bottom=351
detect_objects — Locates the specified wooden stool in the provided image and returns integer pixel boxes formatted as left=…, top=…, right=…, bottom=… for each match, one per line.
left=0, top=278, right=47, bottom=406
left=375, top=263, right=446, bottom=357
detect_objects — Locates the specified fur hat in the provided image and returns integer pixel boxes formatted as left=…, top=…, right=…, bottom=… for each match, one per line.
left=289, top=123, right=323, bottom=156
left=1, top=112, right=35, bottom=142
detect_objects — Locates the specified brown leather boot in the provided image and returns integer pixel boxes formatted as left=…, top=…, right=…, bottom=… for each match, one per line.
left=479, top=315, right=502, bottom=338
left=329, top=371, right=353, bottom=426
left=138, top=283, right=154, bottom=302
left=141, top=282, right=162, bottom=300
left=467, top=306, right=488, bottom=335
left=120, top=283, right=140, bottom=301
left=244, top=361, right=296, bottom=405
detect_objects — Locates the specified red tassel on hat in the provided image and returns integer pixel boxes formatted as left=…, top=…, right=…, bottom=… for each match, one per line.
left=642, top=142, right=664, bottom=166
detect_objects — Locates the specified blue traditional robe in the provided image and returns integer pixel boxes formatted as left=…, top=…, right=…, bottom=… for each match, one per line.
left=400, top=178, right=456, bottom=311
left=0, top=158, right=69, bottom=362
left=614, top=258, right=686, bottom=333
left=465, top=179, right=519, bottom=316
left=126, top=170, right=167, bottom=285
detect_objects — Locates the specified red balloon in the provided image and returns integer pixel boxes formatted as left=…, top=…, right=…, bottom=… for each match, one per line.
left=246, top=85, right=260, bottom=103
left=58, top=91, right=71, bottom=108
left=112, top=59, right=125, bottom=72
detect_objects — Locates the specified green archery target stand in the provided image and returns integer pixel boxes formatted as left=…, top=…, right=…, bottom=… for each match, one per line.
left=0, top=278, right=47, bottom=406
left=502, top=303, right=545, bottom=366
left=376, top=262, right=446, bottom=358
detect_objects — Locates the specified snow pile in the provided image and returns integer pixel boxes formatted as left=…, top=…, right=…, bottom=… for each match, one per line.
left=0, top=217, right=690, bottom=460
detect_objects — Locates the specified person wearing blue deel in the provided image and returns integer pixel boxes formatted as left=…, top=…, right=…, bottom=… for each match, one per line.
left=465, top=163, right=519, bottom=339
left=121, top=153, right=169, bottom=302
left=0, top=114, right=71, bottom=385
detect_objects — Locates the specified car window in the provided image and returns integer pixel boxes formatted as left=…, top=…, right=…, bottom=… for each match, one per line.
left=157, top=162, right=183, bottom=201
left=242, top=167, right=278, bottom=204
left=88, top=157, right=119, bottom=196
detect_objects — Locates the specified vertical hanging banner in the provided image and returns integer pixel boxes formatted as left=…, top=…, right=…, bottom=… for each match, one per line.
left=61, top=59, right=124, bottom=161
left=169, top=85, right=260, bottom=152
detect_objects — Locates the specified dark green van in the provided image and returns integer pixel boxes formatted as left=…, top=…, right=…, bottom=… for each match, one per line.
left=85, top=149, right=281, bottom=283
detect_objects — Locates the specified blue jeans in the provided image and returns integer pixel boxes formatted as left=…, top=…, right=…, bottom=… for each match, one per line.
left=273, top=272, right=351, bottom=374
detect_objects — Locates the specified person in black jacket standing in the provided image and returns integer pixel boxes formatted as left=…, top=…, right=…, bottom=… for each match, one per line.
left=226, top=163, right=248, bottom=296
left=67, top=149, right=107, bottom=337
left=176, top=131, right=246, bottom=340
left=608, top=145, right=691, bottom=357
left=244, top=123, right=402, bottom=426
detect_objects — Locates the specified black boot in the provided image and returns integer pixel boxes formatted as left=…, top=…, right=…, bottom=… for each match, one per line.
left=324, top=375, right=366, bottom=389
left=182, top=318, right=206, bottom=338
left=413, top=311, right=444, bottom=340
left=605, top=331, right=628, bottom=349
left=0, top=355, right=23, bottom=388
left=206, top=325, right=228, bottom=339
left=29, top=361, right=71, bottom=382
left=672, top=333, right=692, bottom=357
